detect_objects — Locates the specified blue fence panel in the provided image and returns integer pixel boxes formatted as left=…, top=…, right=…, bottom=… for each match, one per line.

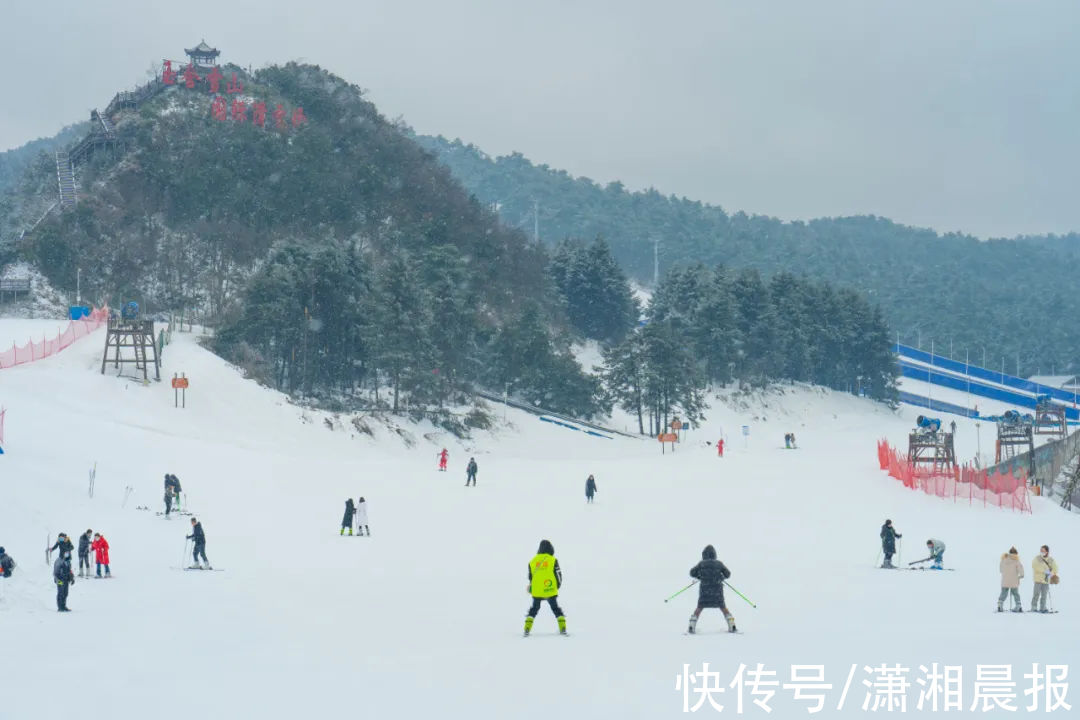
left=896, top=390, right=978, bottom=418
left=898, top=361, right=1080, bottom=421
left=896, top=344, right=1080, bottom=406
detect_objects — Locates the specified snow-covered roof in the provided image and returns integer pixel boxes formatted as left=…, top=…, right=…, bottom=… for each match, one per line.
left=1027, top=374, right=1080, bottom=388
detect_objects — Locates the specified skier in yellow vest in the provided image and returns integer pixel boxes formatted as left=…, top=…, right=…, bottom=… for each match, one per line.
left=524, top=539, right=566, bottom=637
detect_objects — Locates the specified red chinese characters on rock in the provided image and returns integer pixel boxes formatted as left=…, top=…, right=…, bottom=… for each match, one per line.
left=182, top=63, right=200, bottom=90
left=273, top=104, right=287, bottom=130
left=210, top=96, right=228, bottom=122
left=206, top=66, right=224, bottom=94
left=162, top=60, right=177, bottom=85
left=231, top=98, right=247, bottom=123
left=291, top=107, right=307, bottom=128
left=252, top=101, right=268, bottom=127
left=227, top=73, right=243, bottom=94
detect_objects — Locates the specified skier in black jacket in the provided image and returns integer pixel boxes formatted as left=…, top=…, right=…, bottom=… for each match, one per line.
left=880, top=519, right=902, bottom=568
left=187, top=518, right=210, bottom=569
left=466, top=458, right=478, bottom=487
left=53, top=552, right=74, bottom=611
left=165, top=474, right=183, bottom=511
left=688, top=545, right=736, bottom=633
left=0, top=547, right=15, bottom=578
left=341, top=498, right=356, bottom=536
left=585, top=475, right=597, bottom=503
left=49, top=533, right=74, bottom=560
left=77, top=529, right=93, bottom=577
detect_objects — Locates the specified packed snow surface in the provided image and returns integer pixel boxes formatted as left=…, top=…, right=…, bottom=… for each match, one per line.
left=0, top=324, right=1076, bottom=719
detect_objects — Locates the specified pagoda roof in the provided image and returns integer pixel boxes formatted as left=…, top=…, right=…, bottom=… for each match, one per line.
left=184, top=41, right=220, bottom=56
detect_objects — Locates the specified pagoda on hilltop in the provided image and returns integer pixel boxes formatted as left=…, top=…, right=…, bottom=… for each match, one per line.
left=184, top=40, right=221, bottom=68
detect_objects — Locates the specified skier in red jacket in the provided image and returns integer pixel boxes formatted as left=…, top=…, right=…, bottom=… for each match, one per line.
left=438, top=448, right=449, bottom=471
left=717, top=439, right=724, bottom=458
left=91, top=533, right=111, bottom=578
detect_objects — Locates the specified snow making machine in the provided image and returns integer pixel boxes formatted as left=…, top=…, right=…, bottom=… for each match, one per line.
left=907, top=415, right=956, bottom=473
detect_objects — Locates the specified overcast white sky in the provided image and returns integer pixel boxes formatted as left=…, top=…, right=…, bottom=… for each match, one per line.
left=2, top=0, right=1077, bottom=238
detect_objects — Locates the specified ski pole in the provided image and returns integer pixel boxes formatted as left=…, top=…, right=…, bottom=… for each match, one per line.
left=663, top=580, right=698, bottom=603
left=897, top=538, right=902, bottom=565
left=724, top=581, right=757, bottom=609
left=180, top=538, right=189, bottom=568
left=874, top=548, right=882, bottom=567
left=908, top=556, right=931, bottom=566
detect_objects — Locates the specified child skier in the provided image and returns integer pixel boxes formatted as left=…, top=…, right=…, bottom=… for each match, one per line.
left=524, top=539, right=566, bottom=636
left=341, top=498, right=356, bottom=536
left=438, top=448, right=449, bottom=472
left=688, top=545, right=737, bottom=633
left=466, top=457, right=478, bottom=487
left=998, top=547, right=1024, bottom=612
left=879, top=520, right=901, bottom=568
left=355, top=497, right=369, bottom=536
left=91, top=533, right=111, bottom=577
left=1031, top=545, right=1059, bottom=613
left=77, top=529, right=93, bottom=577
left=585, top=474, right=597, bottom=503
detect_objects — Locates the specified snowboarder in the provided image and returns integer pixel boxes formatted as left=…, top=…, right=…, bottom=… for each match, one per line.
left=187, top=518, right=210, bottom=569
left=1031, top=545, right=1059, bottom=613
left=466, top=457, right=478, bottom=487
left=923, top=538, right=946, bottom=569
left=53, top=552, right=74, bottom=612
left=585, top=474, right=597, bottom=503
left=438, top=448, right=449, bottom=472
left=998, top=547, right=1024, bottom=612
left=77, top=529, right=93, bottom=577
left=716, top=439, right=724, bottom=457
left=687, top=545, right=736, bottom=634
left=91, top=533, right=111, bottom=577
left=524, top=539, right=566, bottom=636
left=880, top=520, right=901, bottom=568
left=341, top=498, right=356, bottom=536
left=49, top=533, right=74, bottom=561
left=0, top=547, right=15, bottom=578
left=355, top=497, right=369, bottom=536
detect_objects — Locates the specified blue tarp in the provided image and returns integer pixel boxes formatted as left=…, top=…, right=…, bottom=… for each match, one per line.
left=68, top=306, right=90, bottom=320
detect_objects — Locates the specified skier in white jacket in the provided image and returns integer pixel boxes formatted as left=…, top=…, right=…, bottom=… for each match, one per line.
left=355, top=497, right=370, bottom=536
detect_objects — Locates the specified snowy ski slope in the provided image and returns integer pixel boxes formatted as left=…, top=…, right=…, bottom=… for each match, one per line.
left=0, top=322, right=1077, bottom=719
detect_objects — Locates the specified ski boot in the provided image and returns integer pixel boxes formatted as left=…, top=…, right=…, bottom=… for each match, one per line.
left=726, top=614, right=738, bottom=633
left=557, top=616, right=567, bottom=636
left=1011, top=606, right=1023, bottom=613
left=523, top=616, right=534, bottom=637
left=687, top=615, right=698, bottom=634
left=997, top=603, right=1003, bottom=613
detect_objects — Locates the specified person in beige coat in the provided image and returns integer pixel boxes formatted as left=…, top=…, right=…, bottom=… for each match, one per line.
left=998, top=547, right=1024, bottom=612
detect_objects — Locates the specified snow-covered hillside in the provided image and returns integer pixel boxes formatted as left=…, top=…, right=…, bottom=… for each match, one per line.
left=1, top=321, right=1077, bottom=719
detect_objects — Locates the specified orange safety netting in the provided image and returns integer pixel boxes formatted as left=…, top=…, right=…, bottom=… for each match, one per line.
left=0, top=308, right=109, bottom=370
left=876, top=439, right=1031, bottom=513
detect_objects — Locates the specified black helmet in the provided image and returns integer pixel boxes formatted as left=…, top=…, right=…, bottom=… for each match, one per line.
left=702, top=545, right=717, bottom=560
left=0, top=546, right=5, bottom=554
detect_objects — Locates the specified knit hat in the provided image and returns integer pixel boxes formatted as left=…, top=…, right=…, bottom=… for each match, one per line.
left=1009, top=547, right=1018, bottom=554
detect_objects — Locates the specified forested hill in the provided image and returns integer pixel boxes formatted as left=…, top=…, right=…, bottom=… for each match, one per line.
left=415, top=135, right=1080, bottom=374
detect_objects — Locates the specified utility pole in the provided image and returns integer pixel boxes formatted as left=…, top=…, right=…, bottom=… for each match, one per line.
left=533, top=200, right=539, bottom=244
left=76, top=267, right=81, bottom=304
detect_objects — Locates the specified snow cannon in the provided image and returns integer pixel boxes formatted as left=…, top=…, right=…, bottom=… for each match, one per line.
left=121, top=301, right=139, bottom=322
left=1003, top=410, right=1020, bottom=423
left=1035, top=394, right=1053, bottom=409
left=1022, top=413, right=1035, bottom=424
left=916, top=415, right=941, bottom=433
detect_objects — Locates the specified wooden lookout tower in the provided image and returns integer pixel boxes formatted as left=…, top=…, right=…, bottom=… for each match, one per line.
left=1033, top=395, right=1067, bottom=440
left=101, top=305, right=160, bottom=381
left=995, top=410, right=1035, bottom=464
left=907, top=415, right=956, bottom=472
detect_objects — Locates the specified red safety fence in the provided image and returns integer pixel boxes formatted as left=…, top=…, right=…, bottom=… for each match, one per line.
left=0, top=406, right=5, bottom=445
left=0, top=308, right=109, bottom=370
left=876, top=439, right=1030, bottom=513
